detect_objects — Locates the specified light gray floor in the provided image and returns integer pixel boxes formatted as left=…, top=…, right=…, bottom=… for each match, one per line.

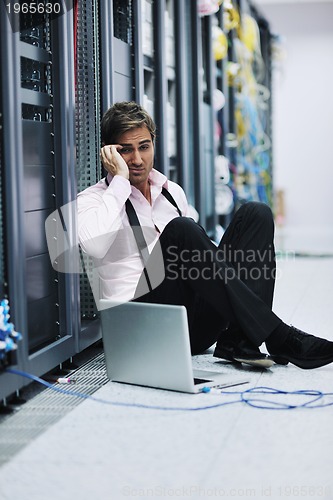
left=1, top=255, right=333, bottom=500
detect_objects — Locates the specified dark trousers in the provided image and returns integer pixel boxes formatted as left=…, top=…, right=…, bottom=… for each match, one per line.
left=134, top=202, right=282, bottom=354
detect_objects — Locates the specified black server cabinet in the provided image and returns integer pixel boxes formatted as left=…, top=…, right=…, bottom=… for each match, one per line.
left=0, top=2, right=78, bottom=401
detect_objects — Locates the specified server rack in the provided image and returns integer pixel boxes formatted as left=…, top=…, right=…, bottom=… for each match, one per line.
left=0, top=1, right=78, bottom=400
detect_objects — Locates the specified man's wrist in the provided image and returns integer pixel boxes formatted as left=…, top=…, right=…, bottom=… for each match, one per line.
left=117, top=170, right=129, bottom=180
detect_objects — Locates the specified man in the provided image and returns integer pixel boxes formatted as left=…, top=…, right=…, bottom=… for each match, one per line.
left=77, top=101, right=333, bottom=370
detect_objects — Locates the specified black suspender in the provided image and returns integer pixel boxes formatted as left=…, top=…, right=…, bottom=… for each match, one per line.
left=125, top=198, right=153, bottom=291
left=104, top=176, right=182, bottom=290
left=124, top=198, right=150, bottom=267
left=161, top=187, right=182, bottom=217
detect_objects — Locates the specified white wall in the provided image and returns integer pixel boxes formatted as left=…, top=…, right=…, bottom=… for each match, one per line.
left=254, top=1, right=333, bottom=251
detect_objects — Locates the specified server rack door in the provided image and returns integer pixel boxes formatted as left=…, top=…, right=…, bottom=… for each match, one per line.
left=0, top=3, right=78, bottom=400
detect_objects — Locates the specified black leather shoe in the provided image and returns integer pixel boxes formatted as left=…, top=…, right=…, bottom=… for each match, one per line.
left=267, top=326, right=333, bottom=369
left=214, top=338, right=275, bottom=369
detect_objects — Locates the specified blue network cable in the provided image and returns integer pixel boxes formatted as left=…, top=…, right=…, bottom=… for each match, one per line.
left=5, top=368, right=333, bottom=412
left=2, top=302, right=333, bottom=413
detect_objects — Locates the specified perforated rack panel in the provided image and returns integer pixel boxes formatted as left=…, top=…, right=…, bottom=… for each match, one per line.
left=75, top=0, right=101, bottom=319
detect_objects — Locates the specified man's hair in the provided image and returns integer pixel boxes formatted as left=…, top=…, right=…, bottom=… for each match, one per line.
left=101, top=101, right=156, bottom=145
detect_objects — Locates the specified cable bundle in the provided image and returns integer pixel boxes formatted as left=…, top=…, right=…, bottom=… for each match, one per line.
left=0, top=299, right=22, bottom=368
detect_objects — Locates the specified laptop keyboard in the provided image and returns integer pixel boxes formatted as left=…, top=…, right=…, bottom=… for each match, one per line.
left=193, top=377, right=213, bottom=385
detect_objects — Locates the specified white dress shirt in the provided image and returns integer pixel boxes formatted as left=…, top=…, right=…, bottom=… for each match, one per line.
left=77, top=169, right=190, bottom=303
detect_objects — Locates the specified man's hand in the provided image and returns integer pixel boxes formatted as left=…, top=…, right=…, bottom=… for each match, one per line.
left=100, top=145, right=129, bottom=180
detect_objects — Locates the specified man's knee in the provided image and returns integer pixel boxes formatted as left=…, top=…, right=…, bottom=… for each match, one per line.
left=240, top=201, right=274, bottom=227
left=161, top=216, right=208, bottom=251
left=164, top=216, right=205, bottom=236
left=166, top=216, right=197, bottom=229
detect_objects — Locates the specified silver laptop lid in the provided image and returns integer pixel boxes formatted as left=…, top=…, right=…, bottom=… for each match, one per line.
left=100, top=301, right=199, bottom=393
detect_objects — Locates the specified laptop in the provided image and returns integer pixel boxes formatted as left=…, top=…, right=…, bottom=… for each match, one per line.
left=99, top=300, right=248, bottom=393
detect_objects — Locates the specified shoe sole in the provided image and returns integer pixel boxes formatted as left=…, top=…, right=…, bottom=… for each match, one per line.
left=233, top=356, right=275, bottom=369
left=214, top=347, right=275, bottom=369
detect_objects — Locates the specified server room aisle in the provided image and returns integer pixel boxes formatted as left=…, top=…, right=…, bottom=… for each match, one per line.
left=0, top=256, right=333, bottom=500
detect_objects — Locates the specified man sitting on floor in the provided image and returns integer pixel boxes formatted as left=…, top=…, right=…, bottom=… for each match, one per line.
left=77, top=101, right=333, bottom=370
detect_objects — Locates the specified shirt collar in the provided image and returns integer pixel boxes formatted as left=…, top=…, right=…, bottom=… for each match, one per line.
left=147, top=168, right=168, bottom=190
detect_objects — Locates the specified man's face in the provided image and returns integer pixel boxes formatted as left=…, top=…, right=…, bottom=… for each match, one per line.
left=117, top=126, right=154, bottom=188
